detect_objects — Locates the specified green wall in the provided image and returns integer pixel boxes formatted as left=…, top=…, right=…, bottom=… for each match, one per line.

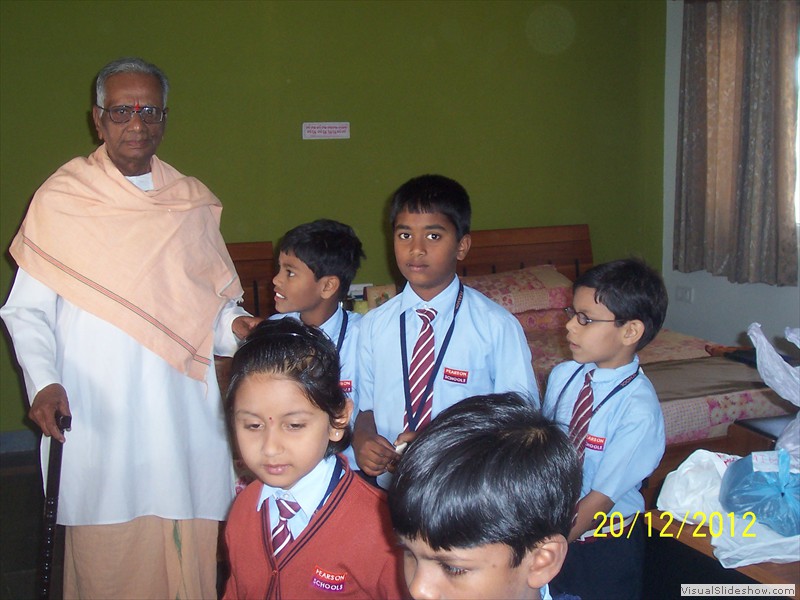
left=0, top=0, right=666, bottom=433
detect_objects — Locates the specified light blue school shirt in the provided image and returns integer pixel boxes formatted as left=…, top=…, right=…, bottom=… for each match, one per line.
left=257, top=454, right=338, bottom=540
left=543, top=357, right=666, bottom=519
left=271, top=308, right=361, bottom=467
left=357, top=276, right=539, bottom=452
left=270, top=308, right=361, bottom=403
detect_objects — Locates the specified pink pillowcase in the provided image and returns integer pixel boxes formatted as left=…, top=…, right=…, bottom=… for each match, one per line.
left=461, top=265, right=573, bottom=314
left=514, top=308, right=569, bottom=331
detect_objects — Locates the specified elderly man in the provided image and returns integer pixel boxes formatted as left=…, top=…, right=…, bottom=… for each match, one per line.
left=1, top=58, right=258, bottom=598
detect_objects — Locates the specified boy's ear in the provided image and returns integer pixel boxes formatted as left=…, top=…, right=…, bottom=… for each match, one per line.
left=456, top=233, right=472, bottom=261
left=319, top=275, right=341, bottom=300
left=341, top=397, right=354, bottom=425
left=329, top=398, right=354, bottom=441
left=621, top=319, right=645, bottom=347
left=524, top=535, right=568, bottom=591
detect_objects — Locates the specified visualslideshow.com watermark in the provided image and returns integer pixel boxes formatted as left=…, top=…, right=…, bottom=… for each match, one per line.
left=681, top=584, right=796, bottom=597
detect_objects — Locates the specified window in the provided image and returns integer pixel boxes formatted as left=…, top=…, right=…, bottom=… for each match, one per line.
left=673, top=0, right=798, bottom=286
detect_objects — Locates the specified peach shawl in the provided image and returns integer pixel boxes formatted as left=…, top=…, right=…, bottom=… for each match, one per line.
left=9, top=145, right=243, bottom=381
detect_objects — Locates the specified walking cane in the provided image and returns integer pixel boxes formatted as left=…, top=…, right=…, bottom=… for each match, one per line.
left=37, top=411, right=71, bottom=600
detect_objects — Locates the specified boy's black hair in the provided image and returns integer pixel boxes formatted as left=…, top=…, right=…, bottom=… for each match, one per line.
left=278, top=219, right=365, bottom=302
left=389, top=174, right=472, bottom=239
left=573, top=258, right=668, bottom=351
left=226, top=318, right=350, bottom=456
left=389, top=393, right=581, bottom=568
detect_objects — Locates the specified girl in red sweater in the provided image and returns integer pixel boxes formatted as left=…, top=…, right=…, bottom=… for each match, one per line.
left=222, top=317, right=406, bottom=599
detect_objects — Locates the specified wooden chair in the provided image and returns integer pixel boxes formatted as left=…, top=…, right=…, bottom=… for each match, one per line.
left=226, top=241, right=275, bottom=317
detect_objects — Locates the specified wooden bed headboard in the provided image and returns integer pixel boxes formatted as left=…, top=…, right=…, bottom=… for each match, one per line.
left=227, top=241, right=275, bottom=317
left=458, top=224, right=593, bottom=280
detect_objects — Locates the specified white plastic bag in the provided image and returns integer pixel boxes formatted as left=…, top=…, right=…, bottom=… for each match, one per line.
left=778, top=418, right=800, bottom=458
left=711, top=516, right=800, bottom=568
left=657, top=449, right=800, bottom=568
left=657, top=449, right=739, bottom=519
left=747, top=324, right=800, bottom=459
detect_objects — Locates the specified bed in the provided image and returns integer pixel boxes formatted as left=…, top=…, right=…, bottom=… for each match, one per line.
left=458, top=224, right=796, bottom=507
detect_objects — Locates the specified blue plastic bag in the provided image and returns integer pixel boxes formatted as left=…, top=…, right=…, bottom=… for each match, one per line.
left=719, top=449, right=800, bottom=537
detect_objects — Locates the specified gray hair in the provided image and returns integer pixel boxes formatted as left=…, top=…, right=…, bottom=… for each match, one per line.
left=95, top=57, right=169, bottom=108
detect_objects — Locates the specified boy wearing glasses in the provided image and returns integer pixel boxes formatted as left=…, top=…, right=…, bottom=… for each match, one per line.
left=543, top=258, right=668, bottom=600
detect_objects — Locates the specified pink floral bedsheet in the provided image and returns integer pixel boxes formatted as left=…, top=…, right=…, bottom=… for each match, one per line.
left=659, top=388, right=792, bottom=444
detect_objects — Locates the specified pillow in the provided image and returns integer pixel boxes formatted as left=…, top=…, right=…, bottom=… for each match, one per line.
left=514, top=308, right=569, bottom=332
left=461, top=264, right=573, bottom=314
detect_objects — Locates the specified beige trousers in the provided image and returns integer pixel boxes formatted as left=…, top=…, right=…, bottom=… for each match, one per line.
left=62, top=516, right=219, bottom=600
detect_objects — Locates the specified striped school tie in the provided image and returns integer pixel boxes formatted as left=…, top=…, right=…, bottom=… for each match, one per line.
left=569, top=369, right=595, bottom=465
left=271, top=497, right=302, bottom=556
left=403, top=308, right=437, bottom=432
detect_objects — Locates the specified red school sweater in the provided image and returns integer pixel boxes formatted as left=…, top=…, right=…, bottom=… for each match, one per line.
left=222, top=460, right=408, bottom=599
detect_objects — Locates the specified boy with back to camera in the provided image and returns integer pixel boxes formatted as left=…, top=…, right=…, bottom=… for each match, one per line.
left=388, top=392, right=582, bottom=600
left=543, top=258, right=668, bottom=600
left=353, top=174, right=538, bottom=487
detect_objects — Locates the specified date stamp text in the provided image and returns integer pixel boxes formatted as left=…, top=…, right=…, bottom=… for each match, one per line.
left=593, top=510, right=757, bottom=539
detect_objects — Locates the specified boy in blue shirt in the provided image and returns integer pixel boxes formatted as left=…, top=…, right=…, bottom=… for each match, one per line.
left=543, top=258, right=668, bottom=600
left=265, top=219, right=366, bottom=474
left=389, top=392, right=581, bottom=600
left=353, top=174, right=538, bottom=487
left=271, top=219, right=365, bottom=400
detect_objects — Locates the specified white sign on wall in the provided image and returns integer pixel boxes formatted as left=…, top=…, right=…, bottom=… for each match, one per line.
left=302, top=122, right=350, bottom=139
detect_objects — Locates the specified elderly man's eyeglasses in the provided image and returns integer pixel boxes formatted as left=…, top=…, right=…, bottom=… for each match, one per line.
left=564, top=306, right=624, bottom=326
left=96, top=104, right=167, bottom=124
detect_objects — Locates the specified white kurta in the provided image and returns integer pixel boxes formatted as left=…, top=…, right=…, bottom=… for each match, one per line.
left=1, top=269, right=244, bottom=526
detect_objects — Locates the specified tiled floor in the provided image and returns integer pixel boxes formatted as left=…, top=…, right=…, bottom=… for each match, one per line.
left=0, top=449, right=63, bottom=600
